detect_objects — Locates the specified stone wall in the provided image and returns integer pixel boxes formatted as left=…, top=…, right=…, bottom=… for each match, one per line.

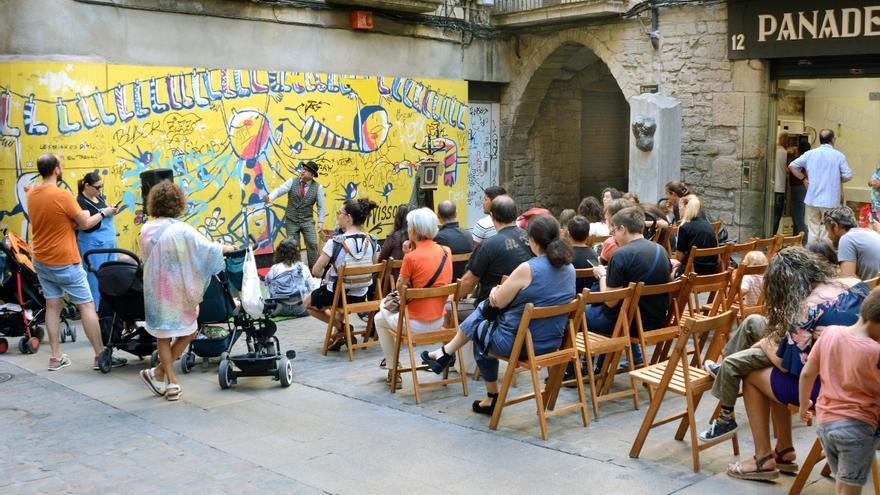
left=500, top=3, right=772, bottom=239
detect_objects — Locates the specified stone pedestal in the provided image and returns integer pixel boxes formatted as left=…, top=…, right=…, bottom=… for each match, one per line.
left=628, top=93, right=682, bottom=203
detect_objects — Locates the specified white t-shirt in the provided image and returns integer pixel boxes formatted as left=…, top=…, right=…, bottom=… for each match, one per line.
left=775, top=145, right=788, bottom=194
left=589, top=222, right=610, bottom=237
left=741, top=274, right=763, bottom=307
left=322, top=233, right=376, bottom=296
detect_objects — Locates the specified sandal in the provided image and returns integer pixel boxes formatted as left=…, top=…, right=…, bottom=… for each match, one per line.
left=165, top=383, right=182, bottom=402
left=472, top=393, right=499, bottom=416
left=139, top=367, right=165, bottom=397
left=727, top=454, right=779, bottom=481
left=386, top=370, right=402, bottom=390
left=774, top=447, right=798, bottom=474
left=420, top=346, right=455, bottom=375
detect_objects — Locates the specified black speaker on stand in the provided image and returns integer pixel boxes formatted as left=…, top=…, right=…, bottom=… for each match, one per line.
left=140, top=169, right=174, bottom=215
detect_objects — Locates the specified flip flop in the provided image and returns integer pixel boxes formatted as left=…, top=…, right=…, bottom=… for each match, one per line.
left=727, top=454, right=779, bottom=481
left=139, top=367, right=165, bottom=397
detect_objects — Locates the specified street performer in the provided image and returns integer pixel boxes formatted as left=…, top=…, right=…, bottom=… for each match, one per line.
left=262, top=160, right=326, bottom=268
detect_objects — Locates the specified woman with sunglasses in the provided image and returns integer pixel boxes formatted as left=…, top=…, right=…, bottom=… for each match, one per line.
left=76, top=171, right=118, bottom=309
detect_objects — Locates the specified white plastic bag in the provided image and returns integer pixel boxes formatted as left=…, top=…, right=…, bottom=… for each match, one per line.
left=240, top=247, right=264, bottom=319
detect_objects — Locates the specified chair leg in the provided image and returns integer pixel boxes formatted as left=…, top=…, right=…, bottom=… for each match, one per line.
left=585, top=352, right=601, bottom=419
left=625, top=344, right=640, bottom=411
left=685, top=389, right=701, bottom=473
left=629, top=381, right=666, bottom=459
left=674, top=389, right=705, bottom=442
left=571, top=357, right=590, bottom=427
left=489, top=361, right=516, bottom=431
left=321, top=312, right=336, bottom=356
left=789, top=438, right=824, bottom=495
left=344, top=312, right=354, bottom=362
left=528, top=364, right=549, bottom=441
left=456, top=348, right=468, bottom=397
left=406, top=335, right=421, bottom=404
left=390, top=330, right=403, bottom=394
left=871, top=454, right=879, bottom=495
left=544, top=363, right=564, bottom=411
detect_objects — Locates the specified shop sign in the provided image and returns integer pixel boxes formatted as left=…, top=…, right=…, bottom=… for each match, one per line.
left=728, top=0, right=880, bottom=60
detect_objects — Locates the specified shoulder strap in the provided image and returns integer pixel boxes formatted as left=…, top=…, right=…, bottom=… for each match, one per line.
left=423, top=247, right=449, bottom=288
left=321, top=237, right=347, bottom=280
left=145, top=219, right=177, bottom=260
left=647, top=243, right=663, bottom=275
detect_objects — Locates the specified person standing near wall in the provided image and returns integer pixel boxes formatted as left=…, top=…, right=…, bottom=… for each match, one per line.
left=789, top=141, right=811, bottom=241
left=772, top=133, right=788, bottom=236
left=789, top=129, right=852, bottom=244
left=263, top=161, right=325, bottom=268
left=76, top=172, right=118, bottom=310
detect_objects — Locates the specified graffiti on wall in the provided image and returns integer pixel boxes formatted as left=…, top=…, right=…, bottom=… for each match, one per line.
left=0, top=62, right=468, bottom=253
left=466, top=103, right=499, bottom=228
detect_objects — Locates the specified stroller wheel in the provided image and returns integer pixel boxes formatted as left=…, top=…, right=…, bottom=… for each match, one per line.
left=218, top=359, right=235, bottom=389
left=180, top=352, right=194, bottom=374
left=0, top=338, right=8, bottom=354
left=18, top=337, right=30, bottom=354
left=150, top=350, right=159, bottom=368
left=98, top=348, right=113, bottom=373
left=69, top=322, right=77, bottom=342
left=277, top=356, right=293, bottom=387
left=28, top=337, right=40, bottom=354
left=219, top=351, right=229, bottom=361
left=33, top=325, right=46, bottom=342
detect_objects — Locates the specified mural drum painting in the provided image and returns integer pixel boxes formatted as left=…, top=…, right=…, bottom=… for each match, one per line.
left=0, top=62, right=469, bottom=255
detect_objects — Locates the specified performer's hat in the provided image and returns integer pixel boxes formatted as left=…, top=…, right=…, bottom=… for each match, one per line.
left=301, top=161, right=319, bottom=177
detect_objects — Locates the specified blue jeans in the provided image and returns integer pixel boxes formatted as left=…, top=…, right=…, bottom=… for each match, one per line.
left=817, top=419, right=880, bottom=487
left=790, top=185, right=808, bottom=241
left=585, top=304, right=644, bottom=366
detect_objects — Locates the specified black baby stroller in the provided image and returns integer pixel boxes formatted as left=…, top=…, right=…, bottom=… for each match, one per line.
left=0, top=230, right=73, bottom=354
left=178, top=268, right=243, bottom=373
left=211, top=248, right=296, bottom=389
left=83, top=248, right=157, bottom=373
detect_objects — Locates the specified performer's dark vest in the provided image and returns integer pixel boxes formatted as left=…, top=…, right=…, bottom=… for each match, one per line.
left=286, top=178, right=319, bottom=224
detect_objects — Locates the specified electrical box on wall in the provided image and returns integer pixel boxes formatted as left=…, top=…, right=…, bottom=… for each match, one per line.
left=350, top=10, right=373, bottom=30
left=778, top=119, right=804, bottom=134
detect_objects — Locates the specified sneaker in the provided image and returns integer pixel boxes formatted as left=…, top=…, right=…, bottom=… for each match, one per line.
left=48, top=354, right=71, bottom=371
left=93, top=356, right=129, bottom=370
left=699, top=418, right=738, bottom=443
left=703, top=360, right=720, bottom=378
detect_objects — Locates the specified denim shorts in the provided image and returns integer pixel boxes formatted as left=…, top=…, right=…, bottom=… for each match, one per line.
left=33, top=262, right=93, bottom=305
left=817, top=418, right=880, bottom=487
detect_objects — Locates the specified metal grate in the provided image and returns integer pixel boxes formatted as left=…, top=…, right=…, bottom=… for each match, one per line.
left=0, top=373, right=13, bottom=383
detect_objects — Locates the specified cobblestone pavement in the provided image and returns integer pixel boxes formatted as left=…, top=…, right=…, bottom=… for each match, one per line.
left=0, top=317, right=845, bottom=494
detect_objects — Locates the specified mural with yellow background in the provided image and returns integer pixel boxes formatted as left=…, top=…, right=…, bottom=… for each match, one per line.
left=0, top=61, right=468, bottom=254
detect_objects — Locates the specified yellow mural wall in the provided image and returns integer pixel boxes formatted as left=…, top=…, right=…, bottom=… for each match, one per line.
left=0, top=61, right=468, bottom=254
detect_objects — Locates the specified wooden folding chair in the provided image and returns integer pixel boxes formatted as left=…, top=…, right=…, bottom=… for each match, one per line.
left=750, top=236, right=782, bottom=258
left=587, top=235, right=609, bottom=246
left=726, top=262, right=768, bottom=323
left=450, top=252, right=471, bottom=279
left=629, top=310, right=738, bottom=472
left=680, top=243, right=732, bottom=277
left=630, top=279, right=686, bottom=366
left=776, top=232, right=804, bottom=252
left=573, top=284, right=641, bottom=419
left=681, top=270, right=732, bottom=322
left=489, top=297, right=589, bottom=440
left=388, top=282, right=468, bottom=403
left=661, top=224, right=679, bottom=257
left=728, top=240, right=757, bottom=262
left=865, top=275, right=879, bottom=289
left=321, top=262, right=387, bottom=361
left=382, top=259, right=404, bottom=294
left=789, top=437, right=879, bottom=495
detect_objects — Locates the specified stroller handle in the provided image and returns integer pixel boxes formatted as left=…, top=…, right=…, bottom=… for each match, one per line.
left=225, top=247, right=248, bottom=259
left=82, top=248, right=141, bottom=273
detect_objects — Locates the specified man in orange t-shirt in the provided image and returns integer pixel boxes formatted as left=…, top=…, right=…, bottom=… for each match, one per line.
left=27, top=154, right=120, bottom=371
left=799, top=288, right=880, bottom=494
left=373, top=208, right=452, bottom=387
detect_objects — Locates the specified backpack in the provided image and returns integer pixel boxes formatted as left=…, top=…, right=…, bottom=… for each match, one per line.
left=325, top=234, right=377, bottom=292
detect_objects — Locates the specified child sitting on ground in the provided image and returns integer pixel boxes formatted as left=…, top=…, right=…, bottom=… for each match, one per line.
left=265, top=238, right=318, bottom=318
left=740, top=250, right=768, bottom=306
left=798, top=287, right=880, bottom=495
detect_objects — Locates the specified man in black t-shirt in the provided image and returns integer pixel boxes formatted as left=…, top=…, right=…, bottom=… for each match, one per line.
left=591, top=207, right=672, bottom=364
left=458, top=195, right=532, bottom=304
left=433, top=200, right=473, bottom=280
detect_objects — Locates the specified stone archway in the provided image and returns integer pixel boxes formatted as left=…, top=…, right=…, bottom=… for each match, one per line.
left=502, top=41, right=631, bottom=213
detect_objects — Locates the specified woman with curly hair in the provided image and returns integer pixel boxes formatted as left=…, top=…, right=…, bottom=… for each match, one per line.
left=719, top=247, right=868, bottom=481
left=138, top=181, right=233, bottom=401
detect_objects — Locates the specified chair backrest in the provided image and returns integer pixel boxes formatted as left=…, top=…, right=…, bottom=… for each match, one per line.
left=711, top=220, right=722, bottom=243
left=750, top=236, right=781, bottom=258
left=661, top=224, right=679, bottom=256
left=587, top=235, right=610, bottom=246
left=580, top=284, right=637, bottom=338
left=728, top=240, right=757, bottom=261
left=449, top=252, right=471, bottom=281
left=670, top=310, right=737, bottom=377
left=681, top=243, right=732, bottom=276
left=401, top=282, right=460, bottom=328
left=681, top=270, right=731, bottom=317
left=383, top=259, right=404, bottom=292
left=865, top=275, right=880, bottom=289
left=575, top=268, right=595, bottom=280
left=777, top=232, right=804, bottom=251
left=512, top=298, right=582, bottom=362
left=726, top=262, right=768, bottom=318
left=629, top=278, right=686, bottom=332
left=450, top=252, right=471, bottom=263
left=335, top=262, right=386, bottom=304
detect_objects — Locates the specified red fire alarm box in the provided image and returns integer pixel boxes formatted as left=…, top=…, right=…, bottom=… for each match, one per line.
left=351, top=10, right=373, bottom=30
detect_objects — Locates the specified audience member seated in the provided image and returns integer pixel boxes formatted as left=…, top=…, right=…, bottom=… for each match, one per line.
left=374, top=208, right=453, bottom=388
left=739, top=250, right=767, bottom=307
left=379, top=205, right=411, bottom=276
left=599, top=199, right=635, bottom=265
left=674, top=194, right=718, bottom=276
left=305, top=199, right=379, bottom=351
left=567, top=215, right=599, bottom=293
left=265, top=238, right=318, bottom=317
left=665, top=180, right=706, bottom=223
left=723, top=248, right=868, bottom=481
left=558, top=209, right=577, bottom=236
left=578, top=196, right=609, bottom=237
left=806, top=240, right=838, bottom=267
left=823, top=206, right=880, bottom=280
left=420, top=215, right=575, bottom=415
left=433, top=200, right=473, bottom=281
left=472, top=186, right=507, bottom=249
left=456, top=195, right=533, bottom=315
left=590, top=207, right=672, bottom=366
left=602, top=187, right=623, bottom=207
